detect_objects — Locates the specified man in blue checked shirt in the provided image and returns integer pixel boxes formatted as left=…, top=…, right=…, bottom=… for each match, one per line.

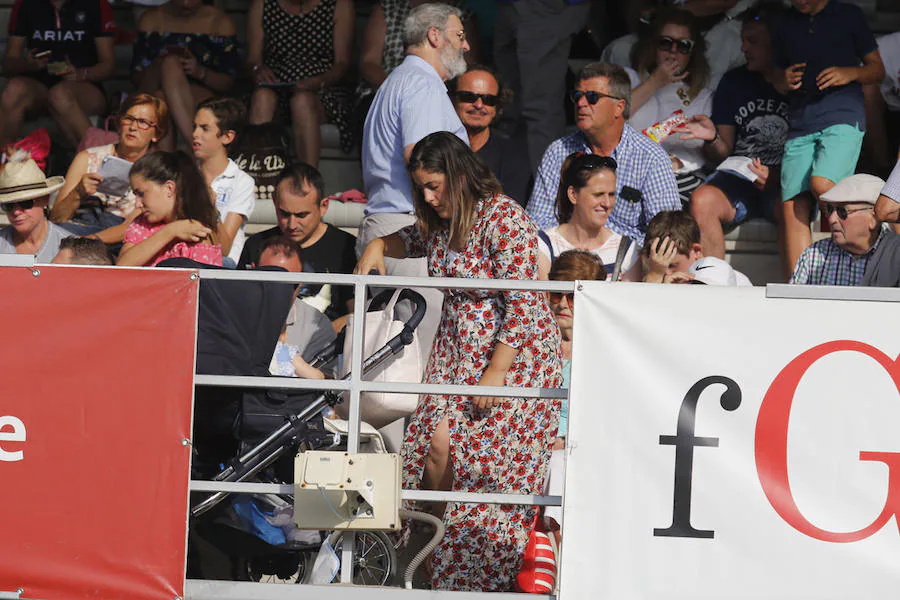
left=790, top=174, right=889, bottom=286
left=526, top=62, right=681, bottom=247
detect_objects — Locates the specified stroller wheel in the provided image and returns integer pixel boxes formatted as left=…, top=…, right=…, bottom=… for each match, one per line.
left=240, top=551, right=312, bottom=584
left=328, top=530, right=397, bottom=586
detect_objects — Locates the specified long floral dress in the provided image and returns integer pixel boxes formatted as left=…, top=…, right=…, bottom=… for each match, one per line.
left=400, top=194, right=563, bottom=591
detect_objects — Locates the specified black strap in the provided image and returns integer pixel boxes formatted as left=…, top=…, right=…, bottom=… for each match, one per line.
left=537, top=230, right=555, bottom=264
left=611, top=236, right=632, bottom=282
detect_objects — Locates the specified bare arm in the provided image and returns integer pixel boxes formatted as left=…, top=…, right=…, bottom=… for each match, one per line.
left=816, top=50, right=885, bottom=90
left=472, top=341, right=518, bottom=410
left=359, top=4, right=387, bottom=89
left=85, top=36, right=116, bottom=81
left=93, top=209, right=139, bottom=244
left=116, top=219, right=212, bottom=266
left=246, top=0, right=265, bottom=70
left=216, top=212, right=246, bottom=256
left=50, top=151, right=92, bottom=223
left=353, top=233, right=407, bottom=275
left=2, top=37, right=46, bottom=76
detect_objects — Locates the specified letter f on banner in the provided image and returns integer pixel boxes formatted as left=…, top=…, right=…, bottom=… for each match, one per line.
left=655, top=376, right=742, bottom=539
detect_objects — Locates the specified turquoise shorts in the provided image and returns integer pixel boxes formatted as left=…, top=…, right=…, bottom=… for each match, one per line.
left=780, top=123, right=865, bottom=202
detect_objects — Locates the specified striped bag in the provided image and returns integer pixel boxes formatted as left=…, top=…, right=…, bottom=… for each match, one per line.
left=515, top=511, right=557, bottom=594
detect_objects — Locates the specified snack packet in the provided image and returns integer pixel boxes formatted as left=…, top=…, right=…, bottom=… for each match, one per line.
left=642, top=110, right=688, bottom=143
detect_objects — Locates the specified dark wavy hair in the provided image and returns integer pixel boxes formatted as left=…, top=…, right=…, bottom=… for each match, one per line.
left=555, top=152, right=617, bottom=225
left=130, top=150, right=218, bottom=233
left=632, top=7, right=710, bottom=100
left=407, top=132, right=501, bottom=251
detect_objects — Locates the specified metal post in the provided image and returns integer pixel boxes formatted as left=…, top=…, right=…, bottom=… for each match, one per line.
left=341, top=280, right=369, bottom=584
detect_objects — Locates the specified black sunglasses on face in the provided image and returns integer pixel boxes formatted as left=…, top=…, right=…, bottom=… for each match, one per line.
left=658, top=36, right=695, bottom=55
left=1, top=199, right=35, bottom=212
left=823, top=204, right=873, bottom=220
left=451, top=91, right=500, bottom=106
left=569, top=90, right=622, bottom=105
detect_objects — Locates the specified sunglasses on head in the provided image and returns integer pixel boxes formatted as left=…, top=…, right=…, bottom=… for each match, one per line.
left=823, top=204, right=873, bottom=220
left=569, top=90, right=622, bottom=105
left=658, top=36, right=695, bottom=55
left=1, top=199, right=35, bottom=212
left=571, top=152, right=617, bottom=172
left=451, top=91, right=500, bottom=106
left=549, top=291, right=575, bottom=304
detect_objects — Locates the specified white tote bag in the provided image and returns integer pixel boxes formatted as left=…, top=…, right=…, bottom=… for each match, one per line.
left=337, top=289, right=425, bottom=428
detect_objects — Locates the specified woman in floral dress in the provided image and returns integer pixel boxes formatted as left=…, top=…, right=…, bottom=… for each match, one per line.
left=356, top=132, right=562, bottom=591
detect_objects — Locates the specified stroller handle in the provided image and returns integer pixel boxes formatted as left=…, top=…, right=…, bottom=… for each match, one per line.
left=367, top=288, right=428, bottom=335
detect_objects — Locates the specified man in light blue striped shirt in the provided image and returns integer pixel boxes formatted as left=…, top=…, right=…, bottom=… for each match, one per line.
left=525, top=62, right=680, bottom=246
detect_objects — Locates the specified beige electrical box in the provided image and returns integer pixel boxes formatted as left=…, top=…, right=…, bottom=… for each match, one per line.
left=294, top=451, right=401, bottom=531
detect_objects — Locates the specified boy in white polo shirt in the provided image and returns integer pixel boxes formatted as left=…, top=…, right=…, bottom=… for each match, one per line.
left=193, top=97, right=256, bottom=267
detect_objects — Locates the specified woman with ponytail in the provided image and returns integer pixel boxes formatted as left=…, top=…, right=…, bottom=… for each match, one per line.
left=117, top=150, right=222, bottom=266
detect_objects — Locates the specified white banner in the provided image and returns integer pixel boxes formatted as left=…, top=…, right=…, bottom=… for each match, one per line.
left=561, top=284, right=900, bottom=599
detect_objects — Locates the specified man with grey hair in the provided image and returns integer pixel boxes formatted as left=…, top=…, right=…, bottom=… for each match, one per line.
left=358, top=2, right=470, bottom=352
left=526, top=62, right=681, bottom=247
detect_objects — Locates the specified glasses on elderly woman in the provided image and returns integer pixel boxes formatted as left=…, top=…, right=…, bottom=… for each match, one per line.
left=120, top=114, right=157, bottom=131
left=549, top=291, right=575, bottom=305
left=1, top=199, right=36, bottom=212
left=658, top=36, right=695, bottom=55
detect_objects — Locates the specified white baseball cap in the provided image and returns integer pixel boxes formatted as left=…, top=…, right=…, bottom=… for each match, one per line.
left=688, top=257, right=752, bottom=286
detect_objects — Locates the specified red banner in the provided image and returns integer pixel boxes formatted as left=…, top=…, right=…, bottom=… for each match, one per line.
left=0, top=265, right=198, bottom=600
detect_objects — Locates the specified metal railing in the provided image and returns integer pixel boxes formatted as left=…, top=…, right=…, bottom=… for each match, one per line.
left=189, top=269, right=575, bottom=598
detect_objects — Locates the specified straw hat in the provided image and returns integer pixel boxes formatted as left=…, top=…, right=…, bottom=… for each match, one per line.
left=0, top=150, right=65, bottom=204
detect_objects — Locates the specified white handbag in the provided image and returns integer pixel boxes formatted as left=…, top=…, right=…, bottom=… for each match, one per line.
left=336, top=289, right=426, bottom=429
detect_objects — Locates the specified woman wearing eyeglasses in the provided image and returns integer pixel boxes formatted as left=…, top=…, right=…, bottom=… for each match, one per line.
left=536, top=152, right=642, bottom=281
left=51, top=93, right=170, bottom=245
left=355, top=131, right=562, bottom=592
left=628, top=8, right=713, bottom=205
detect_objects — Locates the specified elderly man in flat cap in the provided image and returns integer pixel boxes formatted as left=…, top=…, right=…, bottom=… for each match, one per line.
left=790, top=174, right=890, bottom=286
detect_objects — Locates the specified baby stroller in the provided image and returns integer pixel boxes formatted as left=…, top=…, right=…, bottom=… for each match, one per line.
left=175, top=259, right=436, bottom=585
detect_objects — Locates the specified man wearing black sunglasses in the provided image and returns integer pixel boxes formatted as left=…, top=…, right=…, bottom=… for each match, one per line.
left=448, top=66, right=531, bottom=207
left=526, top=62, right=681, bottom=246
left=790, top=174, right=890, bottom=286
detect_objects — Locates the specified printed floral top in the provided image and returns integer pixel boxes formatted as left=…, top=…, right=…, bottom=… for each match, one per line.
left=131, top=31, right=241, bottom=77
left=124, top=215, right=223, bottom=267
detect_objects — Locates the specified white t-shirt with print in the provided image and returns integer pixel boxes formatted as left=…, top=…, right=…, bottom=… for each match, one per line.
left=537, top=226, right=642, bottom=282
left=628, top=74, right=714, bottom=175
left=211, top=158, right=256, bottom=264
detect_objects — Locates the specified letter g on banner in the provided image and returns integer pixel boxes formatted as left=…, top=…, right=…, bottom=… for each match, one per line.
left=755, top=341, right=900, bottom=543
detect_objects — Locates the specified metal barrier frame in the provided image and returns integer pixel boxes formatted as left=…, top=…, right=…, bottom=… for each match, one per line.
left=188, top=269, right=574, bottom=599
left=6, top=256, right=898, bottom=600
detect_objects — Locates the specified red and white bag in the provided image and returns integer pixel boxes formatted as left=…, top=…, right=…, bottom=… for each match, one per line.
left=516, top=511, right=557, bottom=594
